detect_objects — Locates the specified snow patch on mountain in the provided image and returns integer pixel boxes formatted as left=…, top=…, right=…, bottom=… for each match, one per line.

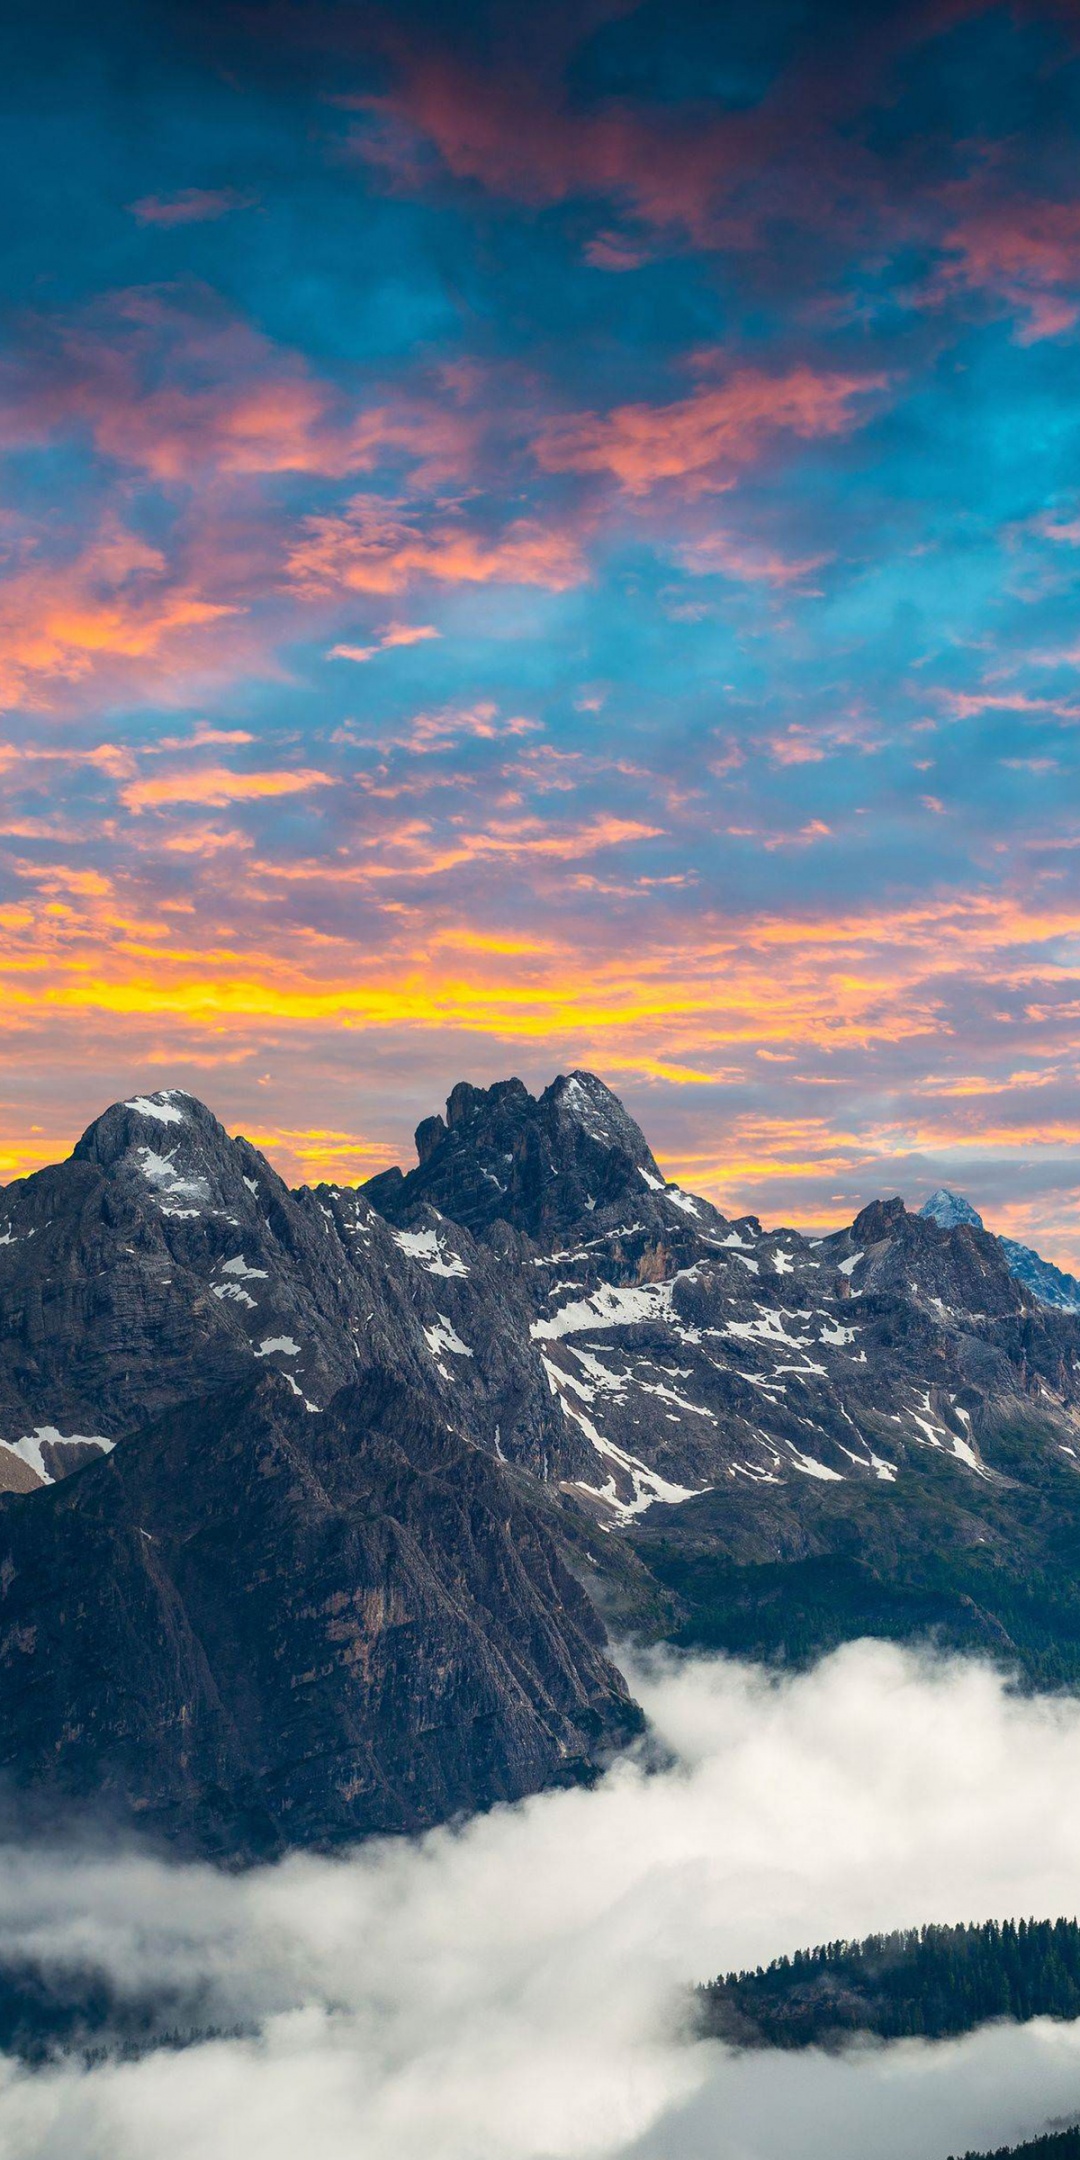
left=137, top=1147, right=211, bottom=1207
left=391, top=1228, right=469, bottom=1277
left=532, top=1282, right=676, bottom=1341
left=124, top=1092, right=189, bottom=1127
left=2, top=1428, right=114, bottom=1484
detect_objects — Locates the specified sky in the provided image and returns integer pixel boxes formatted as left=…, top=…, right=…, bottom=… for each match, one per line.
left=3, top=0, right=1080, bottom=1260
left=5, top=1642, right=1080, bottom=2159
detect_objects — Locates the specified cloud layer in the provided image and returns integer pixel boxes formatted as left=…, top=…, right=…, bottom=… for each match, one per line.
left=4, top=1645, right=1080, bottom=2158
left=1, top=0, right=1080, bottom=1258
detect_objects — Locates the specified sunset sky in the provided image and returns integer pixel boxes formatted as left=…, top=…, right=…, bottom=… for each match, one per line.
left=3, top=0, right=1080, bottom=1259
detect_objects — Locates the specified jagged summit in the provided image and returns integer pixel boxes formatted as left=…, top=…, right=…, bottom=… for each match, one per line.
left=919, top=1187, right=1080, bottom=1312
left=0, top=1082, right=450, bottom=1478
left=364, top=1067, right=677, bottom=1239
left=920, top=1188, right=985, bottom=1231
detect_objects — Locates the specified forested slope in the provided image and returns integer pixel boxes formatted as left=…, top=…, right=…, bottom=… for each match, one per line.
left=699, top=1920, right=1080, bottom=2047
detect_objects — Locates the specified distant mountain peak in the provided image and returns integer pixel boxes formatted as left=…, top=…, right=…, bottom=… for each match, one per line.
left=920, top=1188, right=986, bottom=1231
left=917, top=1188, right=1080, bottom=1313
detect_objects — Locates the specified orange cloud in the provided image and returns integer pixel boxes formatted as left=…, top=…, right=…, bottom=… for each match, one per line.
left=122, top=766, right=333, bottom=812
left=0, top=521, right=244, bottom=710
left=248, top=809, right=664, bottom=883
left=243, top=1125, right=399, bottom=1184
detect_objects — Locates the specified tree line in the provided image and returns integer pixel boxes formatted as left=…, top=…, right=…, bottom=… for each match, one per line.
left=697, top=1918, right=1080, bottom=2047
left=951, top=2131, right=1080, bottom=2160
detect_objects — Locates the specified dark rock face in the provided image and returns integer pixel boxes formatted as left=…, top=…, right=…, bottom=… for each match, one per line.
left=0, top=1087, right=559, bottom=1490
left=920, top=1187, right=1080, bottom=1314
left=0, top=1371, right=639, bottom=1856
left=1000, top=1238, right=1080, bottom=1315
left=363, top=1069, right=670, bottom=1239
left=3, top=1071, right=1080, bottom=1856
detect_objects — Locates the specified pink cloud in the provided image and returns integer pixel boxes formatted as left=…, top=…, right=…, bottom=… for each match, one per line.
left=582, top=230, right=651, bottom=272
left=339, top=6, right=989, bottom=252
left=676, top=530, right=833, bottom=585
left=0, top=291, right=479, bottom=487
left=328, top=622, right=442, bottom=662
left=378, top=621, right=441, bottom=648
left=289, top=497, right=586, bottom=595
left=534, top=365, right=887, bottom=495
left=927, top=194, right=1080, bottom=342
left=940, top=689, right=1080, bottom=720
left=1031, top=512, right=1080, bottom=545
left=768, top=731, right=827, bottom=767
left=405, top=703, right=540, bottom=754
left=127, top=189, right=256, bottom=227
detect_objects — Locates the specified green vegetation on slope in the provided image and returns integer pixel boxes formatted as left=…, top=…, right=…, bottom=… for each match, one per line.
left=632, top=1419, right=1080, bottom=1690
left=698, top=1919, right=1080, bottom=2047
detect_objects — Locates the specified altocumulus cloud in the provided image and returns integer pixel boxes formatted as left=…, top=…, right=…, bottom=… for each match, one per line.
left=4, top=1642, right=1080, bottom=2160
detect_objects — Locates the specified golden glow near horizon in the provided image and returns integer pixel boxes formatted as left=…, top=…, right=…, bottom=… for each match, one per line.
left=3, top=1, right=1080, bottom=1269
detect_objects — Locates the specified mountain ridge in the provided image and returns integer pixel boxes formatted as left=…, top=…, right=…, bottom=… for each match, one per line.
left=2, top=1074, right=1080, bottom=1853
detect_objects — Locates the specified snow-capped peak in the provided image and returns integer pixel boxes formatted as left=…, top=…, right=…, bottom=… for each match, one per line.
left=920, top=1188, right=985, bottom=1231
left=123, top=1090, right=191, bottom=1127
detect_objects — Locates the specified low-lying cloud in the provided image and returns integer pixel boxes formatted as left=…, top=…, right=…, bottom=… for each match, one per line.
left=5, top=1641, right=1080, bottom=2160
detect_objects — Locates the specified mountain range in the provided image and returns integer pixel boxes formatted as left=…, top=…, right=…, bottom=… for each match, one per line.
left=2, top=1072, right=1080, bottom=1856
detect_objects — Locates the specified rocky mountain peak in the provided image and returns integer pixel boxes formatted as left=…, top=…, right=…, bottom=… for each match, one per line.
left=916, top=1190, right=1080, bottom=1313
left=920, top=1188, right=986, bottom=1231
left=72, top=1088, right=212, bottom=1169
left=999, top=1236, right=1080, bottom=1314
left=541, top=1069, right=658, bottom=1163
left=851, top=1195, right=908, bottom=1243
left=447, top=1076, right=531, bottom=1130
left=69, top=1087, right=284, bottom=1211
left=0, top=1085, right=450, bottom=1481
left=364, top=1068, right=667, bottom=1239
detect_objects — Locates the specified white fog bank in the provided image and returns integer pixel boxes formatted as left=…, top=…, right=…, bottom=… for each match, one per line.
left=2, top=1641, right=1080, bottom=2160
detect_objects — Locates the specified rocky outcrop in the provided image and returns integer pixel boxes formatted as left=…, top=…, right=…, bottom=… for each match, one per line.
left=921, top=1187, right=1080, bottom=1314
left=363, top=1069, right=677, bottom=1239
left=0, top=1370, right=639, bottom=1856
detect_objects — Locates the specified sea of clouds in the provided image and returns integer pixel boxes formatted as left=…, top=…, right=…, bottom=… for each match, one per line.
left=3, top=1641, right=1080, bottom=2160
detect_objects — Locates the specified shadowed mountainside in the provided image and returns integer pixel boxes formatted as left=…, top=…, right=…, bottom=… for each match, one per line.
left=2, top=1073, right=1080, bottom=1852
